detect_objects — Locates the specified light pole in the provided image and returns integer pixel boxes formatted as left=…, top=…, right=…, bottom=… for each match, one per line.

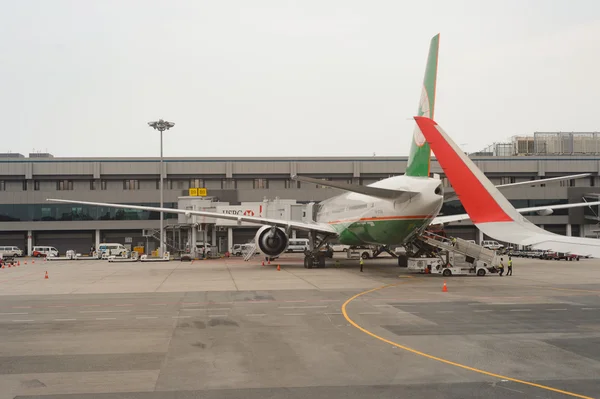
left=148, top=119, right=175, bottom=257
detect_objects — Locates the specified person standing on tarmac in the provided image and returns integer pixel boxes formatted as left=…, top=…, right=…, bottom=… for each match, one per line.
left=507, top=257, right=513, bottom=276
left=498, top=258, right=505, bottom=276
left=359, top=258, right=364, bottom=272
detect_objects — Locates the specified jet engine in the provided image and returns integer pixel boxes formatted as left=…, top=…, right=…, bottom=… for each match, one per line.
left=254, top=225, right=289, bottom=257
left=536, top=208, right=554, bottom=216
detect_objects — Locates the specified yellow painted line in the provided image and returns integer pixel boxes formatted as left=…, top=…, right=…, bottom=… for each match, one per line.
left=341, top=283, right=594, bottom=399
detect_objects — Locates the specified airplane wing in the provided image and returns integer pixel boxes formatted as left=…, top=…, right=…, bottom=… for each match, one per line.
left=291, top=174, right=419, bottom=200
left=433, top=200, right=600, bottom=225
left=415, top=116, right=600, bottom=257
left=443, top=173, right=591, bottom=201
left=46, top=199, right=337, bottom=235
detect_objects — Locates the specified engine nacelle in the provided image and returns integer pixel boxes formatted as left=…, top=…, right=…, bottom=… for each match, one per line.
left=536, top=208, right=554, bottom=216
left=255, top=225, right=289, bottom=257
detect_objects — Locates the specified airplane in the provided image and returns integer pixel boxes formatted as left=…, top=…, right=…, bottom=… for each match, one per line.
left=47, top=34, right=600, bottom=267
left=415, top=116, right=600, bottom=258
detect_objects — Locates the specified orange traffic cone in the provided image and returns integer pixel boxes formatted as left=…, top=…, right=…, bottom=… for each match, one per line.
left=45, top=271, right=49, bottom=279
left=277, top=265, right=281, bottom=271
left=268, top=259, right=271, bottom=265
left=32, top=260, right=35, bottom=264
left=24, top=261, right=27, bottom=265
left=442, top=281, right=448, bottom=292
left=17, top=260, right=20, bottom=266
left=8, top=263, right=11, bottom=268
left=261, top=261, right=265, bottom=266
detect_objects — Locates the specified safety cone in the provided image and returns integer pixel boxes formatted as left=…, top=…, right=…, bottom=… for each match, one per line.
left=268, top=260, right=271, bottom=265
left=17, top=260, right=20, bottom=266
left=24, top=261, right=27, bottom=265
left=8, top=263, right=11, bottom=268
left=442, top=281, right=448, bottom=292
left=277, top=265, right=281, bottom=271
left=261, top=261, right=264, bottom=266
left=32, top=260, right=35, bottom=264
left=44, top=271, right=49, bottom=280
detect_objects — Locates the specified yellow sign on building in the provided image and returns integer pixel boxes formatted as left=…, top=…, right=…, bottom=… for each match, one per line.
left=188, top=188, right=208, bottom=197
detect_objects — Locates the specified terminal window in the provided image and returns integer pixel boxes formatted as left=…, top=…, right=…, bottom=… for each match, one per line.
left=190, top=178, right=204, bottom=188
left=57, top=180, right=74, bottom=191
left=34, top=181, right=40, bottom=191
left=124, top=180, right=140, bottom=190
left=101, top=180, right=107, bottom=190
left=285, top=180, right=300, bottom=189
left=253, top=179, right=268, bottom=189
left=0, top=181, right=4, bottom=191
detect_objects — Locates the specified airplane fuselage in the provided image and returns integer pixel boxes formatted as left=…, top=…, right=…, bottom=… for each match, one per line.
left=315, top=175, right=444, bottom=246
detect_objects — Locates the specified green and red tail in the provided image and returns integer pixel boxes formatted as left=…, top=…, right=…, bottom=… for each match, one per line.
left=405, top=34, right=440, bottom=177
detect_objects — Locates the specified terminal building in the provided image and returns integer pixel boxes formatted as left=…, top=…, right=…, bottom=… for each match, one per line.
left=2, top=135, right=600, bottom=255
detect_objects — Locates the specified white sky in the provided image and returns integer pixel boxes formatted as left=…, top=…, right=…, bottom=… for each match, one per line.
left=1, top=0, right=599, bottom=158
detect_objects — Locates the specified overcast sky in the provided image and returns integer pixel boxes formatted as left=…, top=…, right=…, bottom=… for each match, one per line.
left=0, top=0, right=598, bottom=158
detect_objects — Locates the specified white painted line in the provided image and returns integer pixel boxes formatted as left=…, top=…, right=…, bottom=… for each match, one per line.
left=435, top=310, right=455, bottom=313
left=0, top=312, right=29, bottom=315
left=509, top=309, right=531, bottom=312
left=136, top=316, right=158, bottom=319
left=172, top=316, right=191, bottom=319
left=284, top=313, right=306, bottom=316
left=208, top=314, right=227, bottom=318
left=581, top=308, right=597, bottom=310
left=95, top=317, right=116, bottom=320
left=285, top=300, right=306, bottom=303
left=279, top=305, right=327, bottom=309
left=80, top=310, right=132, bottom=314
left=54, top=318, right=76, bottom=321
left=324, top=312, right=343, bottom=315
left=547, top=308, right=567, bottom=311
left=12, top=319, right=34, bottom=322
left=474, top=310, right=494, bottom=313
left=359, top=312, right=381, bottom=315
left=246, top=314, right=266, bottom=317
left=13, top=306, right=31, bottom=309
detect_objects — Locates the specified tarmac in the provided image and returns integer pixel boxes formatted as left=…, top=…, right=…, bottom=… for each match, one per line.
left=0, top=254, right=599, bottom=398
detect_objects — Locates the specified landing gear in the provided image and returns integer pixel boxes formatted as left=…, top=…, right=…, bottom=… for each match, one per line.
left=303, top=253, right=327, bottom=269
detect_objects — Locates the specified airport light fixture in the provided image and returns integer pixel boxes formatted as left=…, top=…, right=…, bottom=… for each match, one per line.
left=148, top=119, right=175, bottom=257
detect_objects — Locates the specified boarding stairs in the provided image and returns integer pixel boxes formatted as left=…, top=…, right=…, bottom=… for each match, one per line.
left=149, top=230, right=185, bottom=255
left=243, top=243, right=258, bottom=261
left=418, top=233, right=498, bottom=266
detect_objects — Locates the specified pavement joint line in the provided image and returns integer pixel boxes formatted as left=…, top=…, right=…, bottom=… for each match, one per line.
left=285, top=300, right=306, bottom=303
left=435, top=310, right=455, bottom=313
left=95, top=317, right=116, bottom=320
left=80, top=310, right=132, bottom=313
left=359, top=312, right=381, bottom=315
left=324, top=312, right=343, bottom=315
left=474, top=310, right=494, bottom=312
left=172, top=316, right=190, bottom=319
left=136, top=316, right=158, bottom=319
left=0, top=312, right=28, bottom=315
left=342, top=282, right=596, bottom=399
left=12, top=319, right=34, bottom=322
left=208, top=314, right=227, bottom=317
left=54, top=318, right=76, bottom=321
left=245, top=314, right=266, bottom=317
left=283, top=313, right=306, bottom=316
left=509, top=309, right=531, bottom=312
left=278, top=305, right=328, bottom=309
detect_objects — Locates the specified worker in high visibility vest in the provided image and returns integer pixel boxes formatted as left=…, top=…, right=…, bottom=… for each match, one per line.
left=498, top=258, right=505, bottom=276
left=359, top=258, right=364, bottom=272
left=507, top=257, right=513, bottom=276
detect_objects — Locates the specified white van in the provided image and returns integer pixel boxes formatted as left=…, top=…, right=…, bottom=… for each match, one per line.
left=287, top=238, right=309, bottom=253
left=32, top=246, right=59, bottom=258
left=97, top=243, right=128, bottom=258
left=482, top=240, right=504, bottom=251
left=0, top=246, right=23, bottom=257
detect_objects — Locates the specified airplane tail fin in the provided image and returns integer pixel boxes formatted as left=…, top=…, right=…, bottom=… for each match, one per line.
left=405, top=34, right=440, bottom=177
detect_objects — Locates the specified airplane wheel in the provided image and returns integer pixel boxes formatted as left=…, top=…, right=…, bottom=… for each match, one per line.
left=318, top=256, right=325, bottom=268
left=397, top=255, right=407, bottom=267
left=307, top=257, right=314, bottom=269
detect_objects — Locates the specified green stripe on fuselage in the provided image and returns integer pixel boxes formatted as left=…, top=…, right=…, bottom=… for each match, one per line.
left=331, top=218, right=432, bottom=246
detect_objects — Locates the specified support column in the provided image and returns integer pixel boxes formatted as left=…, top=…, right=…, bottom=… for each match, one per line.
left=477, top=229, right=483, bottom=245
left=27, top=230, right=33, bottom=256
left=540, top=224, right=545, bottom=230
left=227, top=228, right=233, bottom=253
left=566, top=223, right=572, bottom=237
left=191, top=227, right=197, bottom=257
left=211, top=226, right=217, bottom=246
left=95, top=229, right=100, bottom=252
